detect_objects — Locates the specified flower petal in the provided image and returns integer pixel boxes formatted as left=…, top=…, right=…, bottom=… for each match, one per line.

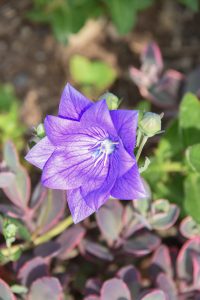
left=82, top=154, right=119, bottom=210
left=116, top=142, right=136, bottom=177
left=81, top=100, right=117, bottom=137
left=111, top=164, right=147, bottom=199
left=41, top=137, right=109, bottom=190
left=58, top=83, right=92, bottom=120
left=110, top=110, right=138, bottom=153
left=67, top=189, right=96, bottom=223
left=44, top=115, right=81, bottom=145
left=25, top=137, right=55, bottom=169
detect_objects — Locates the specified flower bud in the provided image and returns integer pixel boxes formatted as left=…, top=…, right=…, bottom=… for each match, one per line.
left=139, top=112, right=162, bottom=137
left=36, top=123, right=46, bottom=138
left=99, top=92, right=120, bottom=110
left=3, top=221, right=18, bottom=248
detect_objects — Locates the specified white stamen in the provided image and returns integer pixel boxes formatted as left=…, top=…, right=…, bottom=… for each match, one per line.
left=92, top=138, right=118, bottom=167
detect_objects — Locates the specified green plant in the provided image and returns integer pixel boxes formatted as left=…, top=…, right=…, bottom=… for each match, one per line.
left=0, top=84, right=25, bottom=150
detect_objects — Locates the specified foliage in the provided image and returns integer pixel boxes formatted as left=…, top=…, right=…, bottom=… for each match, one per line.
left=0, top=84, right=25, bottom=150
left=69, top=55, right=117, bottom=97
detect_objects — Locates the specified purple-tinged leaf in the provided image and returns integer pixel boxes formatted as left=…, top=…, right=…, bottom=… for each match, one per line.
left=122, top=205, right=145, bottom=239
left=3, top=165, right=31, bottom=210
left=28, top=277, right=63, bottom=300
left=84, top=296, right=100, bottom=300
left=36, top=189, right=66, bottom=234
left=141, top=42, right=163, bottom=74
left=149, top=70, right=184, bottom=108
left=29, top=183, right=47, bottom=210
left=150, top=204, right=179, bottom=230
left=140, top=289, right=167, bottom=300
left=0, top=172, right=15, bottom=188
left=81, top=240, right=113, bottom=261
left=123, top=230, right=161, bottom=257
left=34, top=241, right=60, bottom=260
left=18, top=257, right=48, bottom=287
left=151, top=245, right=173, bottom=278
left=56, top=224, right=85, bottom=259
left=101, top=278, right=131, bottom=300
left=117, top=265, right=141, bottom=298
left=0, top=204, right=23, bottom=219
left=192, top=253, right=200, bottom=291
left=96, top=199, right=123, bottom=244
left=0, top=278, right=16, bottom=300
left=85, top=278, right=102, bottom=296
left=177, top=237, right=200, bottom=292
left=3, top=141, right=20, bottom=173
left=180, top=216, right=200, bottom=239
left=156, top=273, right=177, bottom=300
left=152, top=199, right=170, bottom=213
left=133, top=197, right=150, bottom=217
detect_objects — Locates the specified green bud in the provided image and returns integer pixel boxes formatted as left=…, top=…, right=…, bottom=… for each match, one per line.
left=139, top=112, right=162, bottom=137
left=36, top=123, right=46, bottom=138
left=3, top=221, right=18, bottom=248
left=99, top=92, right=120, bottom=110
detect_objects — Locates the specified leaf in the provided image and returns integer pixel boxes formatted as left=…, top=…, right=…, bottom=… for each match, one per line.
left=36, top=189, right=66, bottom=234
left=81, top=240, right=114, bottom=261
left=184, top=173, right=200, bottom=224
left=186, top=143, right=200, bottom=172
left=179, top=0, right=199, bottom=11
left=123, top=230, right=160, bottom=256
left=156, top=273, right=177, bottom=300
left=150, top=204, right=180, bottom=230
left=151, top=245, right=173, bottom=278
left=0, top=172, right=15, bottom=188
left=117, top=265, right=141, bottom=298
left=18, top=257, right=48, bottom=287
left=180, top=216, right=200, bottom=239
left=101, top=278, right=131, bottom=300
left=70, top=55, right=116, bottom=92
left=28, top=277, right=63, bottom=300
left=0, top=278, right=16, bottom=300
left=140, top=289, right=167, bottom=300
left=96, top=199, right=123, bottom=244
left=179, top=93, right=200, bottom=147
left=3, top=141, right=20, bottom=173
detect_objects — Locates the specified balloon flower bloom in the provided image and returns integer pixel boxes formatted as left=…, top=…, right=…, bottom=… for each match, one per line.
left=25, top=84, right=146, bottom=223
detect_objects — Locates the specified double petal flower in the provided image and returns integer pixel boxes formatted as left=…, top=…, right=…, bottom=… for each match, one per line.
left=25, top=83, right=146, bottom=223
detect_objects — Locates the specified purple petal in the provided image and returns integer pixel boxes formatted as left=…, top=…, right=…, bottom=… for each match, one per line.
left=25, top=137, right=55, bottom=169
left=110, top=110, right=138, bottom=153
left=81, top=100, right=117, bottom=137
left=111, top=164, right=147, bottom=199
left=116, top=142, right=135, bottom=177
left=82, top=154, right=119, bottom=210
left=67, top=188, right=96, bottom=223
left=44, top=115, right=81, bottom=145
left=58, top=83, right=92, bottom=120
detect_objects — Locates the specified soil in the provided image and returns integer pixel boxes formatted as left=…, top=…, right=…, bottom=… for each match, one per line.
left=1, top=0, right=200, bottom=127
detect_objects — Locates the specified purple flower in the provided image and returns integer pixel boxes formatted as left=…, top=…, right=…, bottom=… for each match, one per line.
left=25, top=83, right=146, bottom=223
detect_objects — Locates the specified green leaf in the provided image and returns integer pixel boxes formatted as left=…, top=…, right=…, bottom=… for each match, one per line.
left=184, top=173, right=200, bottom=224
left=186, top=143, right=200, bottom=173
left=179, top=0, right=199, bottom=11
left=70, top=55, right=116, bottom=92
left=179, top=93, right=200, bottom=147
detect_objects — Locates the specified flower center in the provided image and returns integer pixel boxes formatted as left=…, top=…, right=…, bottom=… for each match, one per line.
left=92, top=138, right=117, bottom=167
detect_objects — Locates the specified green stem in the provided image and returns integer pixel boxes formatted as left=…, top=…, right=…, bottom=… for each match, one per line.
left=1, top=216, right=73, bottom=258
left=136, top=136, right=148, bottom=162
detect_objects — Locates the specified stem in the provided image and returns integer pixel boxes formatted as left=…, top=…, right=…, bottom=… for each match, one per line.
left=136, top=136, right=148, bottom=161
left=1, top=215, right=73, bottom=258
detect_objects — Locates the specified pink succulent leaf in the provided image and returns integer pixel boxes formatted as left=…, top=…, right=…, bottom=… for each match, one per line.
left=80, top=239, right=114, bottom=262
left=29, top=183, right=47, bottom=210
left=123, top=229, right=161, bottom=257
left=84, top=278, right=102, bottom=297
left=0, top=278, right=17, bottom=300
left=3, top=141, right=20, bottom=172
left=180, top=216, right=200, bottom=239
left=117, top=265, right=141, bottom=298
left=84, top=296, right=100, bottom=300
left=177, top=237, right=200, bottom=293
left=101, top=278, right=131, bottom=300
left=141, top=42, right=163, bottom=75
left=122, top=205, right=146, bottom=239
left=18, top=257, right=48, bottom=287
left=35, top=189, right=66, bottom=234
left=156, top=273, right=177, bottom=300
left=96, top=199, right=123, bottom=245
left=34, top=241, right=60, bottom=260
left=28, top=277, right=63, bottom=300
left=150, top=204, right=180, bottom=230
left=140, top=289, right=167, bottom=300
left=148, top=70, right=184, bottom=108
left=0, top=172, right=15, bottom=188
left=151, top=245, right=173, bottom=278
left=192, top=252, right=200, bottom=291
left=0, top=204, right=23, bottom=219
